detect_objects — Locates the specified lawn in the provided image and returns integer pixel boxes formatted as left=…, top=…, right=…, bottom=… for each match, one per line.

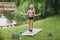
left=0, top=15, right=60, bottom=40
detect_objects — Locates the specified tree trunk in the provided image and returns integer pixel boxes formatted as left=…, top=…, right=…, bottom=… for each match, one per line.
left=54, top=0, right=59, bottom=14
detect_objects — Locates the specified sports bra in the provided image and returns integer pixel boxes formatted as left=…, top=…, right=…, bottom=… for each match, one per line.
left=28, top=10, right=34, bottom=14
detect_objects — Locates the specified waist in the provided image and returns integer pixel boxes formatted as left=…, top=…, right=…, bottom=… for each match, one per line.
left=28, top=14, right=34, bottom=17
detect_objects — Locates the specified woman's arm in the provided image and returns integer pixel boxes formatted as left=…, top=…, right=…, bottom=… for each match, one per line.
left=34, top=10, right=41, bottom=16
left=34, top=9, right=38, bottom=16
left=23, top=11, right=28, bottom=16
left=33, top=8, right=36, bottom=16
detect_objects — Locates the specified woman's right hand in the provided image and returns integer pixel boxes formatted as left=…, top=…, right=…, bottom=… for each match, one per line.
left=23, top=14, right=27, bottom=16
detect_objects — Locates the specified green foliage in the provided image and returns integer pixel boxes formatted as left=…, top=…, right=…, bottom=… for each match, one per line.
left=3, top=10, right=15, bottom=22
left=0, top=31, right=4, bottom=40
left=14, top=1, right=29, bottom=24
left=1, top=0, right=59, bottom=24
left=14, top=0, right=20, bottom=7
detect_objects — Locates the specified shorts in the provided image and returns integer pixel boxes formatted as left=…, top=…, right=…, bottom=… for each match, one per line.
left=28, top=17, right=33, bottom=20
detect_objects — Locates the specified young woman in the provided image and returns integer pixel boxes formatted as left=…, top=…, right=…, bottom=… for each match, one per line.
left=27, top=4, right=36, bottom=32
left=24, top=4, right=40, bottom=33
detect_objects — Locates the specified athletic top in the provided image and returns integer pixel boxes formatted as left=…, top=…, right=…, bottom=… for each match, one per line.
left=28, top=10, right=34, bottom=14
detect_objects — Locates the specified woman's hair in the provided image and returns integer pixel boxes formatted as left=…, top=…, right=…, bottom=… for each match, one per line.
left=29, top=4, right=35, bottom=11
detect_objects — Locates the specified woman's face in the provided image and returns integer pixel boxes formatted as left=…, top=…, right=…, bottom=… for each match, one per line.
left=29, top=5, right=34, bottom=10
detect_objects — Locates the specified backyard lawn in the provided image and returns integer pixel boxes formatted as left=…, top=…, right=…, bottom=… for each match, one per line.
left=0, top=15, right=60, bottom=40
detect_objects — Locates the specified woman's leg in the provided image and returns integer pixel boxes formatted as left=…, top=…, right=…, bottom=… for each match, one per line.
left=28, top=19, right=31, bottom=30
left=30, top=20, right=34, bottom=30
left=28, top=19, right=33, bottom=32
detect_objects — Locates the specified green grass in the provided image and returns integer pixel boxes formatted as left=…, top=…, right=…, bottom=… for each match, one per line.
left=0, top=15, right=60, bottom=40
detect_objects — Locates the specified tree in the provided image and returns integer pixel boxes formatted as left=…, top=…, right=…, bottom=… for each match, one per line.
left=54, top=0, right=59, bottom=14
left=14, top=0, right=20, bottom=7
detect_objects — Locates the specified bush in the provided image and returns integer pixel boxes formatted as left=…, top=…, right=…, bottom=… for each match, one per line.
left=0, top=31, right=4, bottom=40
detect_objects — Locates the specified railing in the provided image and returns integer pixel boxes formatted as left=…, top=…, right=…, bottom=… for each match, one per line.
left=0, top=3, right=16, bottom=10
